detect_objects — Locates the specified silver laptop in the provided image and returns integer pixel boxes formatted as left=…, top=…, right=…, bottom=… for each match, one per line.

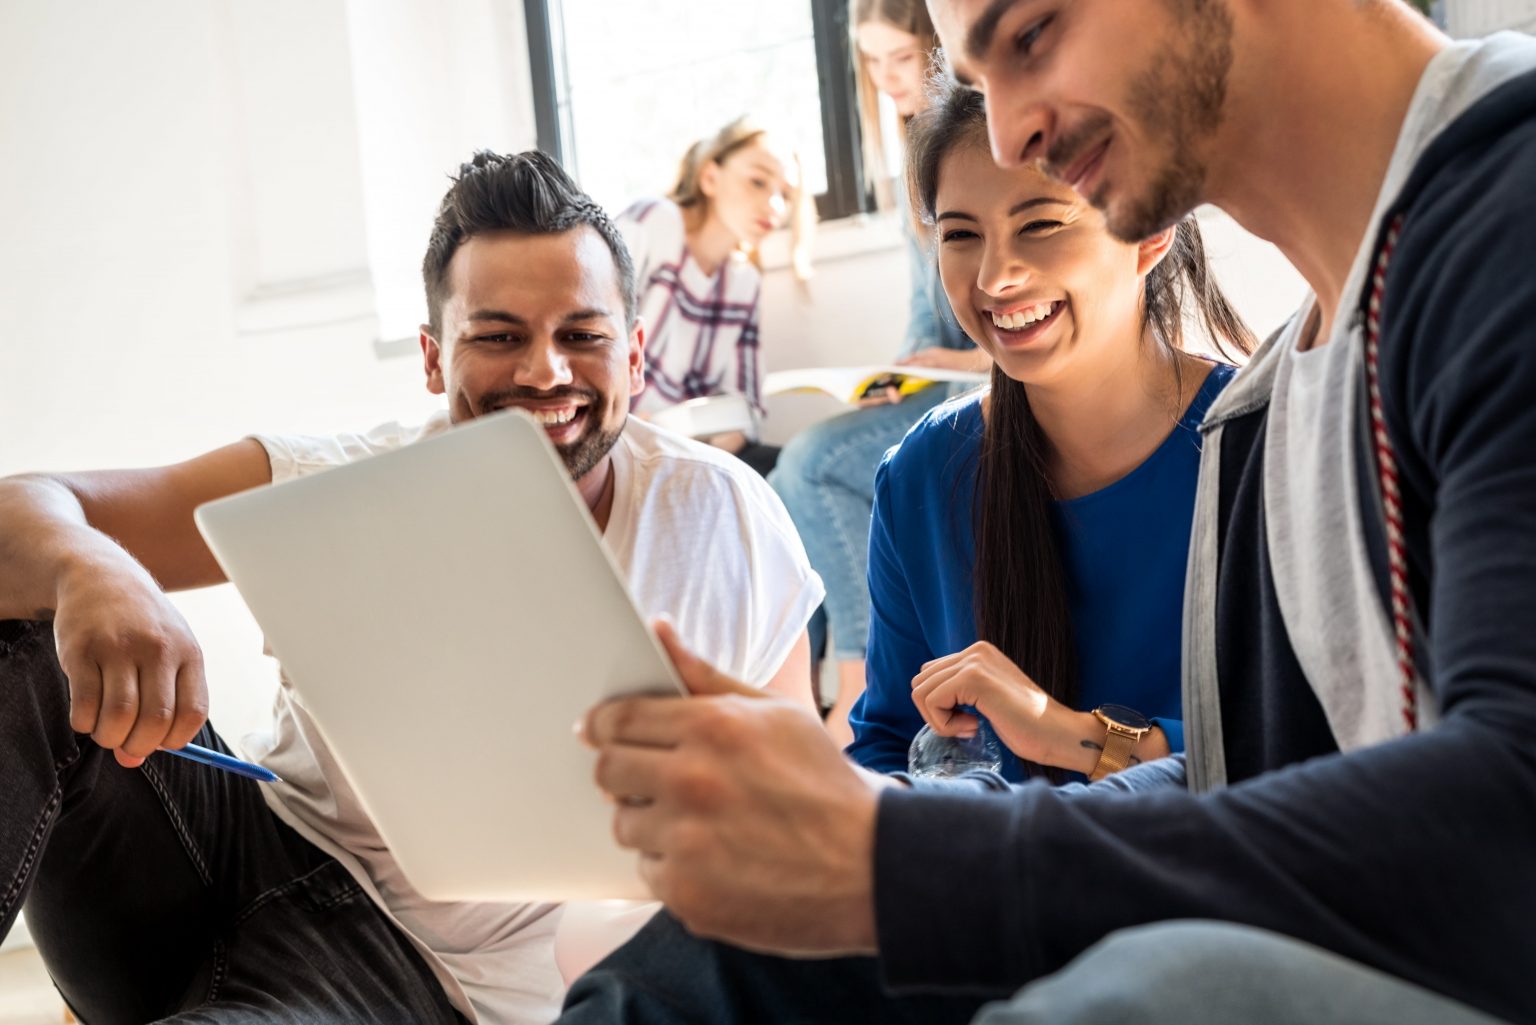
left=195, top=409, right=681, bottom=902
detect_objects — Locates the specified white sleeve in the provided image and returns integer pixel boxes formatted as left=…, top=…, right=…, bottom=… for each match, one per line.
left=252, top=414, right=447, bottom=484
left=626, top=451, right=824, bottom=688
left=615, top=198, right=685, bottom=286
left=733, top=472, right=825, bottom=685
left=686, top=468, right=823, bottom=687
left=615, top=201, right=655, bottom=283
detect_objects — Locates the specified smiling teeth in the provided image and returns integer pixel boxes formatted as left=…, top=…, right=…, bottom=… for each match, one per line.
left=991, top=302, right=1057, bottom=330
left=529, top=408, right=578, bottom=426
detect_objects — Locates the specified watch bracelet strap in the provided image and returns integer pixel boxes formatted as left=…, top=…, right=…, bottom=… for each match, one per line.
left=1089, top=725, right=1139, bottom=781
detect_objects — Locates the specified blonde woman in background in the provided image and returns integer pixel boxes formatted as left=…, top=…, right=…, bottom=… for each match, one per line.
left=617, top=117, right=814, bottom=476
left=769, top=0, right=987, bottom=745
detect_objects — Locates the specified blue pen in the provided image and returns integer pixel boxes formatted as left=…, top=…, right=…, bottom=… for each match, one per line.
left=159, top=742, right=282, bottom=784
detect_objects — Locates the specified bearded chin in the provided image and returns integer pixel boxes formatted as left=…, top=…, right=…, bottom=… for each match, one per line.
left=557, top=423, right=624, bottom=482
left=1107, top=0, right=1231, bottom=243
left=1104, top=155, right=1207, bottom=244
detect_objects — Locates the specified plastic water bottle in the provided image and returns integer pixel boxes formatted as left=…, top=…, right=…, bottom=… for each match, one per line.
left=907, top=721, right=1003, bottom=779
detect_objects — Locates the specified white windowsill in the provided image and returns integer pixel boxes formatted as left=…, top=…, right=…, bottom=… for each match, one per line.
left=757, top=209, right=906, bottom=273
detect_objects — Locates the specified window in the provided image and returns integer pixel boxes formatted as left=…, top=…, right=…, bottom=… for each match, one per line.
left=524, top=0, right=868, bottom=220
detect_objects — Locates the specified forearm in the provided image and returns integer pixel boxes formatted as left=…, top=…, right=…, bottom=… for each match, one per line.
left=0, top=447, right=264, bottom=760
left=988, top=699, right=1172, bottom=776
left=874, top=716, right=1535, bottom=1017
left=0, top=475, right=147, bottom=620
left=1045, top=709, right=1172, bottom=775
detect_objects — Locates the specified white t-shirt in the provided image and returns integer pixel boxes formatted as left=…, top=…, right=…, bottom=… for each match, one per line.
left=243, top=412, right=823, bottom=1024
left=617, top=198, right=766, bottom=417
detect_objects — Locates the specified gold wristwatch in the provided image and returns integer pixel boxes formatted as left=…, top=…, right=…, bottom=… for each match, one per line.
left=1089, top=704, right=1152, bottom=781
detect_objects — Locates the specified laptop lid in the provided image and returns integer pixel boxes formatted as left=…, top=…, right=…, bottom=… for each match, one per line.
left=195, top=409, right=679, bottom=902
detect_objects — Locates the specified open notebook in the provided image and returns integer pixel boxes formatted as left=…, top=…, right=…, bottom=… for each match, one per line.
left=764, top=364, right=987, bottom=405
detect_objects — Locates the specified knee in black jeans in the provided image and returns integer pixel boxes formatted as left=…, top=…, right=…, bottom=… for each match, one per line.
left=0, top=620, right=462, bottom=1023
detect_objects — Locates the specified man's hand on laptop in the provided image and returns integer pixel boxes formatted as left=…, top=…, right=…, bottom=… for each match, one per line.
left=581, top=619, right=891, bottom=958
left=53, top=557, right=209, bottom=769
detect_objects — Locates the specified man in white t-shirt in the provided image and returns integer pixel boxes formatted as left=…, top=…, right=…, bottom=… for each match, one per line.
left=0, top=149, right=821, bottom=1024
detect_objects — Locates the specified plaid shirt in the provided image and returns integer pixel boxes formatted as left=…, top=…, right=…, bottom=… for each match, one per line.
left=618, top=199, right=765, bottom=416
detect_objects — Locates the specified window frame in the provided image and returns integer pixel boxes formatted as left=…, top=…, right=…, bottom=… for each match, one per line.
left=522, top=0, right=870, bottom=222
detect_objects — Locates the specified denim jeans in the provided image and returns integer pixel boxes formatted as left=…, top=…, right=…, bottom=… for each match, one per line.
left=558, top=913, right=1507, bottom=1025
left=971, top=921, right=1508, bottom=1025
left=769, top=387, right=949, bottom=661
left=0, top=620, right=464, bottom=1024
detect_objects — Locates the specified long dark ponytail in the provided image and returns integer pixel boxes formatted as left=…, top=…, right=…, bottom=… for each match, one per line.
left=907, top=80, right=1255, bottom=780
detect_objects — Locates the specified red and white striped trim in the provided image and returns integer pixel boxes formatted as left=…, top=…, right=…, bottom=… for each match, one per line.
left=1363, top=214, right=1418, bottom=731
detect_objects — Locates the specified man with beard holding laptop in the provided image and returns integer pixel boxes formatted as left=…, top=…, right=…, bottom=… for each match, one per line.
left=0, top=149, right=820, bottom=1024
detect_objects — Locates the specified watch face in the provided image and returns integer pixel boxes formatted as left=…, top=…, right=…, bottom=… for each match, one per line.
left=1097, top=704, right=1151, bottom=731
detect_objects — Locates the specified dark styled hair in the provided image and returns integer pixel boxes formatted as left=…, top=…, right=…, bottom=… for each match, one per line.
left=908, top=80, right=1255, bottom=780
left=421, top=150, right=637, bottom=336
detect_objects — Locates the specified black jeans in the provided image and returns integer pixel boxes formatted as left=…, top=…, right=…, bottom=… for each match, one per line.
left=558, top=909, right=990, bottom=1025
left=0, top=620, right=464, bottom=1024
left=733, top=442, right=781, bottom=478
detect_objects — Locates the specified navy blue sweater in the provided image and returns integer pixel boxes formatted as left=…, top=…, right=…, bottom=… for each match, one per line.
left=873, top=68, right=1536, bottom=1025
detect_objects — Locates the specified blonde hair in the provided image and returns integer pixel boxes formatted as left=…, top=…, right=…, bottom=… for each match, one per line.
left=851, top=0, right=942, bottom=212
left=669, top=116, right=816, bottom=281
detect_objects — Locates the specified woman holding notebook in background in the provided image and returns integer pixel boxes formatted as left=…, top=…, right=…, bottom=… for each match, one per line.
left=846, top=82, right=1254, bottom=783
left=770, top=0, right=985, bottom=745
left=616, top=116, right=814, bottom=476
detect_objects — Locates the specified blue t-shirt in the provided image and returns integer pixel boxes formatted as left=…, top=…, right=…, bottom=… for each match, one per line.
left=847, top=362, right=1235, bottom=782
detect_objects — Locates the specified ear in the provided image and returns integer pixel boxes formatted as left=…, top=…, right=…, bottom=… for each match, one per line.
left=698, top=159, right=722, bottom=199
left=1135, top=225, right=1177, bottom=279
left=628, top=316, right=647, bottom=399
left=420, top=325, right=446, bottom=396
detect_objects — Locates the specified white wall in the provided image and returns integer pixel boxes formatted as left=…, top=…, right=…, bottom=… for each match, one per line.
left=1448, top=0, right=1536, bottom=35
left=346, top=0, right=540, bottom=341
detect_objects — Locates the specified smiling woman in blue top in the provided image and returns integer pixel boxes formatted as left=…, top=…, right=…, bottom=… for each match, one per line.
left=846, top=81, right=1255, bottom=782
